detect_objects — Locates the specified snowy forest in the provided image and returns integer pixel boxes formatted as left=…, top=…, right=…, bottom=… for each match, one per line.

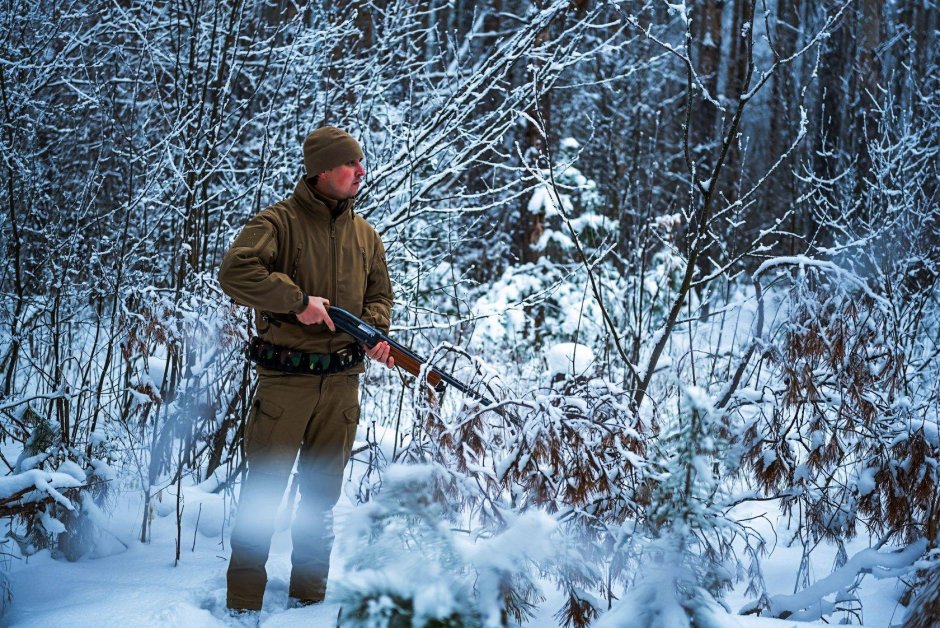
left=0, top=0, right=938, bottom=626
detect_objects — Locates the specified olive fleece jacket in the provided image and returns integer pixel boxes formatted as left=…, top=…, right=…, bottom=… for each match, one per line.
left=219, top=177, right=393, bottom=360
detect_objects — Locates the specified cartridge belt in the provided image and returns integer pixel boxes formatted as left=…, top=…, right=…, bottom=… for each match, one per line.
left=246, top=337, right=363, bottom=375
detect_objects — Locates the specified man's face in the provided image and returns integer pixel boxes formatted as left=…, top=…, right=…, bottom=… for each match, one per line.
left=316, top=158, right=366, bottom=200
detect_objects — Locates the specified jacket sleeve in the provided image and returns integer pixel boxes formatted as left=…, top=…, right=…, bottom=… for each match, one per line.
left=362, top=231, right=393, bottom=334
left=218, top=210, right=306, bottom=314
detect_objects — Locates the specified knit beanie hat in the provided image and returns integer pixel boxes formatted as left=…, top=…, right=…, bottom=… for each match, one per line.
left=303, top=127, right=363, bottom=176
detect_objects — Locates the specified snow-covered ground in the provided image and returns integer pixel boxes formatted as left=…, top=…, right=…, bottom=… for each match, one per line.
left=1, top=304, right=929, bottom=627
left=3, top=459, right=914, bottom=627
left=6, top=479, right=348, bottom=627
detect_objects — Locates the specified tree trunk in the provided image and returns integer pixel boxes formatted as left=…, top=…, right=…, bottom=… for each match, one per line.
left=692, top=0, right=724, bottom=169
left=814, top=0, right=854, bottom=214
left=691, top=0, right=726, bottom=309
left=854, top=0, right=881, bottom=211
left=722, top=0, right=754, bottom=201
left=514, top=13, right=551, bottom=265
left=768, top=0, right=803, bottom=251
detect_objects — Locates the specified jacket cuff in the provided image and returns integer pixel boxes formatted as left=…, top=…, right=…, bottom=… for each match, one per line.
left=290, top=291, right=307, bottom=314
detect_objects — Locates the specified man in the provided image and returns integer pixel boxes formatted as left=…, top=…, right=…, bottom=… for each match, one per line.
left=218, top=126, right=394, bottom=613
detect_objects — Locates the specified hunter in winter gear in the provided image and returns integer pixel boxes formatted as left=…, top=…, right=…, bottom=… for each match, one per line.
left=218, top=175, right=392, bottom=356
left=219, top=126, right=394, bottom=612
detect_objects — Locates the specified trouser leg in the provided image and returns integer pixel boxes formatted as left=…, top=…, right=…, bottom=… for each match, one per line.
left=227, top=374, right=319, bottom=611
left=226, top=468, right=290, bottom=610
left=288, top=373, right=360, bottom=602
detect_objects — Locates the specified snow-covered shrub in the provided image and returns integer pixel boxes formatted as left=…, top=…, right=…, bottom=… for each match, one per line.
left=0, top=355, right=116, bottom=619
left=746, top=264, right=938, bottom=545
left=470, top=259, right=618, bottom=359
left=643, top=385, right=737, bottom=593
left=121, top=277, right=248, bottom=546
left=527, top=138, right=611, bottom=263
left=736, top=257, right=938, bottom=619
left=0, top=408, right=115, bottom=562
left=588, top=383, right=755, bottom=628
left=593, top=555, right=731, bottom=628
left=336, top=464, right=556, bottom=627
left=384, top=366, right=649, bottom=627
left=905, top=548, right=940, bottom=628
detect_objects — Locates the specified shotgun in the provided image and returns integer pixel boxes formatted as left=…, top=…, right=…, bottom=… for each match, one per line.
left=329, top=306, right=493, bottom=405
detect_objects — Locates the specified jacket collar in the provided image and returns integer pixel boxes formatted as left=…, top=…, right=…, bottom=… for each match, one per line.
left=292, top=177, right=355, bottom=221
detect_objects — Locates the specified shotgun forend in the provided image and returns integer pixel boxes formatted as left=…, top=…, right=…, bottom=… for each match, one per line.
left=328, top=306, right=492, bottom=404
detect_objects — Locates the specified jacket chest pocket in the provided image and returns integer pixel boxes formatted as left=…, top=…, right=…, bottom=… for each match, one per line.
left=332, top=245, right=368, bottom=306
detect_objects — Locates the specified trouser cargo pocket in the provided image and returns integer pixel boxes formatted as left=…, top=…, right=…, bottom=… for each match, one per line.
left=245, top=398, right=284, bottom=460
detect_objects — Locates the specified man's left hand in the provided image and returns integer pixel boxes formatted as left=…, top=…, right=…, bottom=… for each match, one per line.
left=365, top=341, right=395, bottom=369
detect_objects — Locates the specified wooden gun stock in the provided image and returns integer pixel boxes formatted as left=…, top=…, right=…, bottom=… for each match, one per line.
left=387, top=344, right=443, bottom=389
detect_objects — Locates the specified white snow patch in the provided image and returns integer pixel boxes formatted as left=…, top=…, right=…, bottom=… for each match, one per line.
left=89, top=458, right=116, bottom=481
left=56, top=459, right=86, bottom=483
left=546, top=343, right=594, bottom=377
left=856, top=467, right=878, bottom=497
left=39, top=510, right=66, bottom=535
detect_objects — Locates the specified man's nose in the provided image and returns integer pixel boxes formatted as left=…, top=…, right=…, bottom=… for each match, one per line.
left=356, top=162, right=366, bottom=177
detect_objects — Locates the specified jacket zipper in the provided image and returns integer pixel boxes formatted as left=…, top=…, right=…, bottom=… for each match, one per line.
left=330, top=218, right=337, bottom=352
left=330, top=220, right=338, bottom=304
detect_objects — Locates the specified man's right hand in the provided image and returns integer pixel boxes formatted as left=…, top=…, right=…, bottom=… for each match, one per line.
left=297, top=296, right=335, bottom=331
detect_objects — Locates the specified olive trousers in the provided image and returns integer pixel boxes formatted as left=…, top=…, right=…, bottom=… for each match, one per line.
left=226, top=371, right=360, bottom=611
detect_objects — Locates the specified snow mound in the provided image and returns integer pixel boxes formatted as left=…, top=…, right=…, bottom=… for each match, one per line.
left=546, top=342, right=594, bottom=377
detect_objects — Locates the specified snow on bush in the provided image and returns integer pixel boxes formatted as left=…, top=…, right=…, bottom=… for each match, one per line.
left=545, top=343, right=594, bottom=379
left=335, top=463, right=557, bottom=627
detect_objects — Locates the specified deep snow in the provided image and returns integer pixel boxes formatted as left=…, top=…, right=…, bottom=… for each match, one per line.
left=3, top=452, right=916, bottom=627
